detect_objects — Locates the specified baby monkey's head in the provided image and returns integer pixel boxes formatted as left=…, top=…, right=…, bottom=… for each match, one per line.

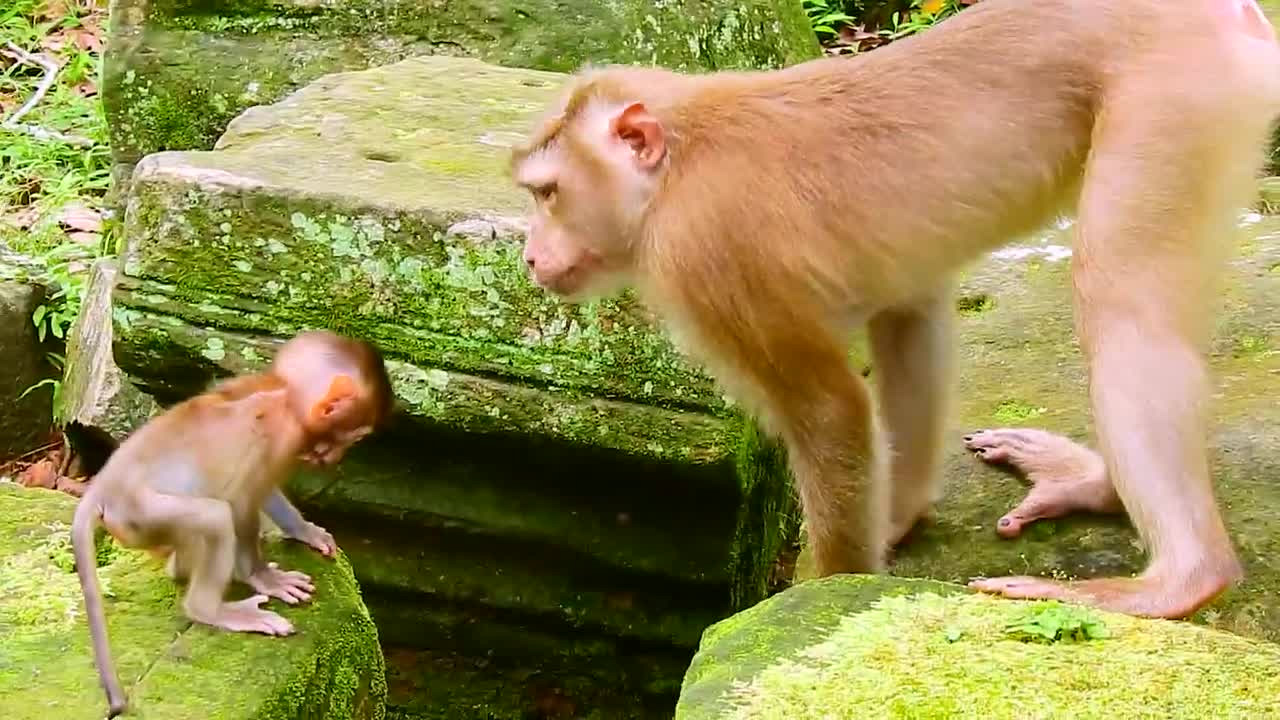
left=271, top=330, right=394, bottom=466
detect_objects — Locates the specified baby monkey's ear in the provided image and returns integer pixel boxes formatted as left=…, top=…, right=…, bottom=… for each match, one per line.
left=309, top=374, right=360, bottom=424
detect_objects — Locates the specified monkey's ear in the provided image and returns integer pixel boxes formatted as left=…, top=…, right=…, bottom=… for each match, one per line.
left=312, top=374, right=359, bottom=421
left=611, top=102, right=665, bottom=169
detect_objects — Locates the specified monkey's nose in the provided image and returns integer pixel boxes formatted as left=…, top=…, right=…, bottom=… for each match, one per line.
left=523, top=254, right=536, bottom=270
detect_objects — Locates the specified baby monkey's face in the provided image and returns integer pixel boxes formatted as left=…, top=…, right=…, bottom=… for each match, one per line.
left=299, top=405, right=376, bottom=467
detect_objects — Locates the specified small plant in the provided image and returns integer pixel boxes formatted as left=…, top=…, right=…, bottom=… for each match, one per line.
left=804, top=0, right=856, bottom=39
left=1005, top=601, right=1110, bottom=643
left=31, top=240, right=90, bottom=343
left=880, top=0, right=968, bottom=40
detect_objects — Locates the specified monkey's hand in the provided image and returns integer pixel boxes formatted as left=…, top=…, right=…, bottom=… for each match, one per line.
left=285, top=521, right=338, bottom=558
left=248, top=562, right=315, bottom=604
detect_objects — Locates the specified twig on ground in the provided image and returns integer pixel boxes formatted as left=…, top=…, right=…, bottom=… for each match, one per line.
left=1, top=41, right=95, bottom=148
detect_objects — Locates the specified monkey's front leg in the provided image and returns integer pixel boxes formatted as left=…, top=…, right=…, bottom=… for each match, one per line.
left=773, top=350, right=891, bottom=575
left=235, top=510, right=315, bottom=605
left=264, top=490, right=337, bottom=558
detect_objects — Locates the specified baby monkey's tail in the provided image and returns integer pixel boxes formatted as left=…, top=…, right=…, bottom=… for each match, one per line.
left=72, top=496, right=129, bottom=718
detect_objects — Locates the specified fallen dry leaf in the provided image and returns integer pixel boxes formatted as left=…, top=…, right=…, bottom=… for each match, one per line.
left=17, top=459, right=59, bottom=489
left=3, top=207, right=41, bottom=230
left=58, top=202, right=102, bottom=232
left=67, top=230, right=101, bottom=245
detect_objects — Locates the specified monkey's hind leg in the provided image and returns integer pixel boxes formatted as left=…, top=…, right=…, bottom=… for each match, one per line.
left=868, top=293, right=954, bottom=548
left=145, top=493, right=295, bottom=636
left=971, top=68, right=1259, bottom=618
left=963, top=428, right=1122, bottom=537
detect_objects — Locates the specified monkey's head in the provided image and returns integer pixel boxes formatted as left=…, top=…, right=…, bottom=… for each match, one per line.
left=272, top=331, right=394, bottom=466
left=510, top=70, right=671, bottom=300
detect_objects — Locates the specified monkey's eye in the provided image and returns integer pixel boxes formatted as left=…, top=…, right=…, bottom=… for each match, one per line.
left=533, top=183, right=558, bottom=204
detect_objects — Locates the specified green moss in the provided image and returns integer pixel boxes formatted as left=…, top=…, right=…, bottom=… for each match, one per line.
left=991, top=399, right=1046, bottom=424
left=1232, top=333, right=1271, bottom=358
left=678, top=576, right=1280, bottom=719
left=726, top=419, right=800, bottom=610
left=105, top=0, right=819, bottom=166
left=0, top=483, right=387, bottom=720
left=956, top=292, right=995, bottom=315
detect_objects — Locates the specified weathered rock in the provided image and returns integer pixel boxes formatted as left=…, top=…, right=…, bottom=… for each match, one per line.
left=0, top=265, right=57, bottom=461
left=0, top=482, right=387, bottom=720
left=675, top=574, right=1280, bottom=719
left=103, top=0, right=819, bottom=173
left=56, top=258, right=158, bottom=449
left=786, top=214, right=1280, bottom=644
left=107, top=56, right=798, bottom=716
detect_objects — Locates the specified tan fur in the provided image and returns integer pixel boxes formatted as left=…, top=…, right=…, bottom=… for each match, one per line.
left=511, top=0, right=1280, bottom=619
left=72, top=331, right=392, bottom=717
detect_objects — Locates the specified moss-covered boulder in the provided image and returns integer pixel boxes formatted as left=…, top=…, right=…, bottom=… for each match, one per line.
left=675, top=574, right=1280, bottom=719
left=94, top=55, right=798, bottom=716
left=102, top=0, right=819, bottom=174
left=0, top=483, right=387, bottom=720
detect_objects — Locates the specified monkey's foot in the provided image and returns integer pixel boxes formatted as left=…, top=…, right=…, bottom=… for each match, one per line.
left=963, top=428, right=1122, bottom=537
left=207, top=595, right=295, bottom=635
left=248, top=562, right=315, bottom=604
left=286, top=521, right=338, bottom=558
left=968, top=568, right=1240, bottom=619
left=888, top=505, right=936, bottom=548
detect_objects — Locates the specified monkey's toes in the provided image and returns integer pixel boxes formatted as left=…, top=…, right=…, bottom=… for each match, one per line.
left=242, top=609, right=295, bottom=636
left=968, top=574, right=1229, bottom=619
left=995, top=487, right=1077, bottom=537
left=963, top=428, right=1058, bottom=467
left=968, top=575, right=1067, bottom=599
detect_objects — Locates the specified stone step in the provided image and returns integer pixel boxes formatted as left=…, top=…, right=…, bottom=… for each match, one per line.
left=104, top=0, right=819, bottom=170
left=0, top=484, right=385, bottom=719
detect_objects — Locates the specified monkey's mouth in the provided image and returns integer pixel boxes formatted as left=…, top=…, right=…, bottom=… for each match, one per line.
left=533, top=269, right=583, bottom=298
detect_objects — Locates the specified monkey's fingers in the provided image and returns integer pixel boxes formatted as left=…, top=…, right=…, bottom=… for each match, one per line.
left=299, top=523, right=337, bottom=558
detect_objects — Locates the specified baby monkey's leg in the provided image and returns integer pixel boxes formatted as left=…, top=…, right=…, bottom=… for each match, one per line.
left=144, top=493, right=294, bottom=635
left=232, top=509, right=314, bottom=605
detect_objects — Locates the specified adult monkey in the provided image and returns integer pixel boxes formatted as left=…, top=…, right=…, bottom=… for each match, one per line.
left=509, top=0, right=1280, bottom=618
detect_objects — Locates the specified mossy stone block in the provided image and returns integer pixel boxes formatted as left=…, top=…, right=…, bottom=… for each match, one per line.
left=57, top=259, right=159, bottom=442
left=675, top=574, right=1280, bottom=719
left=0, top=483, right=387, bottom=720
left=103, top=0, right=819, bottom=168
left=115, top=56, right=722, bottom=418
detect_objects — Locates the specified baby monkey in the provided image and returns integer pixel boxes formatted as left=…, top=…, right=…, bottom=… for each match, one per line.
left=71, top=330, right=393, bottom=718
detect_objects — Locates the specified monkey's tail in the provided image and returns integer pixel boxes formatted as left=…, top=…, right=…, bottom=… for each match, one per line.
left=72, top=497, right=129, bottom=718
